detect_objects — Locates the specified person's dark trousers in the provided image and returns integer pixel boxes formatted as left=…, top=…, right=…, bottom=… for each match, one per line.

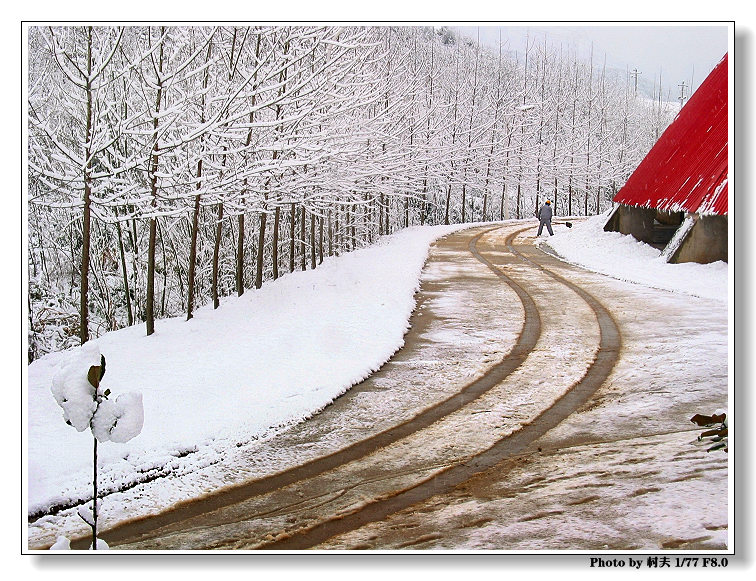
left=538, top=220, right=554, bottom=236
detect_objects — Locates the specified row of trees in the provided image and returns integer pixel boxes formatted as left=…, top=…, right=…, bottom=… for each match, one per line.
left=27, top=25, right=675, bottom=361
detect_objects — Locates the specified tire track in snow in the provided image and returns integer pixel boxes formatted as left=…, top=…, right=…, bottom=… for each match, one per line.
left=81, top=225, right=540, bottom=549
left=261, top=226, right=621, bottom=550
left=83, top=225, right=620, bottom=550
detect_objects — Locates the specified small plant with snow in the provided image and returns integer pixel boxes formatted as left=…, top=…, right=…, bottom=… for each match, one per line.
left=50, top=341, right=143, bottom=550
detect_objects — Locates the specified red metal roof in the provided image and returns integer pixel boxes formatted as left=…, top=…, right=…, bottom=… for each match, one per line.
left=613, top=53, right=728, bottom=216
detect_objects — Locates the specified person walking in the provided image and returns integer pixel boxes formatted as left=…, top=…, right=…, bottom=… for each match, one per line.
left=537, top=200, right=554, bottom=236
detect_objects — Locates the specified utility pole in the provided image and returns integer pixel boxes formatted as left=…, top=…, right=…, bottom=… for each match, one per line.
left=630, top=68, right=641, bottom=96
left=678, top=80, right=688, bottom=108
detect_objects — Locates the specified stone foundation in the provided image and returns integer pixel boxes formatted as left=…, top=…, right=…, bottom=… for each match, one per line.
left=604, top=205, right=728, bottom=264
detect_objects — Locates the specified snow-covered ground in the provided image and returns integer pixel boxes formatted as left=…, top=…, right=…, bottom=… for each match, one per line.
left=541, top=214, right=728, bottom=301
left=25, top=212, right=731, bottom=552
left=26, top=224, right=468, bottom=543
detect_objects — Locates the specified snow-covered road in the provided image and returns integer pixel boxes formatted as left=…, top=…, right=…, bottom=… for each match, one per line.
left=27, top=216, right=729, bottom=552
left=68, top=221, right=727, bottom=551
left=319, top=226, right=729, bottom=551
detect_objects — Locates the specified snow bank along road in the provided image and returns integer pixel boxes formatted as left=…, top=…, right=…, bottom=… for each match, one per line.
left=70, top=222, right=727, bottom=551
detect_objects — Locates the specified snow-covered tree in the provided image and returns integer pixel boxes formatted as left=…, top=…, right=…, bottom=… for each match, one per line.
left=28, top=25, right=675, bottom=359
left=29, top=27, right=130, bottom=345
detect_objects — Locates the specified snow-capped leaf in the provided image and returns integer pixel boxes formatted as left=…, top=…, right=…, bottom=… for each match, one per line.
left=87, top=365, right=101, bottom=388
left=91, top=392, right=144, bottom=443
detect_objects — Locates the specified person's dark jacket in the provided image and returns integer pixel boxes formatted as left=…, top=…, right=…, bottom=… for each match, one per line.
left=538, top=203, right=553, bottom=222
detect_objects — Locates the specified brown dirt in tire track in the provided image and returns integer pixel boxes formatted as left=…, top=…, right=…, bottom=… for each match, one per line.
left=71, top=225, right=537, bottom=549
left=75, top=224, right=620, bottom=551
left=260, top=226, right=621, bottom=549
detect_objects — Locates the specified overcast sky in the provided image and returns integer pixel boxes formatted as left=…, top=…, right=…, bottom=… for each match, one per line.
left=456, top=24, right=730, bottom=99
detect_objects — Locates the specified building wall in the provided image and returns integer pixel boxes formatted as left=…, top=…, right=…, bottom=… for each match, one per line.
left=604, top=206, right=728, bottom=264
left=604, top=205, right=657, bottom=245
left=669, top=214, right=728, bottom=264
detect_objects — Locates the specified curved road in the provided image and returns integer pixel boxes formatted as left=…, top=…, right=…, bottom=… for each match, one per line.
left=80, top=222, right=628, bottom=551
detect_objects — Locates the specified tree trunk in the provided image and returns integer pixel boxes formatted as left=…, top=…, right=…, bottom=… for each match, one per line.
left=145, top=26, right=164, bottom=336
left=482, top=148, right=494, bottom=221
left=568, top=58, right=578, bottom=217
left=328, top=209, right=333, bottom=257
left=334, top=208, right=340, bottom=255
left=500, top=130, right=513, bottom=221
left=146, top=216, right=156, bottom=335
left=516, top=39, right=530, bottom=222
left=345, top=204, right=352, bottom=251
left=79, top=26, right=94, bottom=345
left=461, top=34, right=480, bottom=226
left=420, top=173, right=428, bottom=226
left=80, top=188, right=91, bottom=344
left=318, top=215, right=324, bottom=264
left=236, top=212, right=245, bottom=295
left=551, top=51, right=563, bottom=216
left=379, top=193, right=385, bottom=235
left=534, top=41, right=547, bottom=216
left=310, top=211, right=316, bottom=270
left=272, top=206, right=280, bottom=280
left=128, top=218, right=141, bottom=321
left=444, top=183, right=452, bottom=225
left=255, top=208, right=267, bottom=289
left=157, top=219, right=168, bottom=316
left=188, top=38, right=212, bottom=312
left=289, top=203, right=296, bottom=273
left=300, top=205, right=306, bottom=271
left=186, top=183, right=201, bottom=320
left=516, top=184, right=522, bottom=220
left=212, top=203, right=224, bottom=309
left=461, top=183, right=467, bottom=223
left=351, top=205, right=357, bottom=245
